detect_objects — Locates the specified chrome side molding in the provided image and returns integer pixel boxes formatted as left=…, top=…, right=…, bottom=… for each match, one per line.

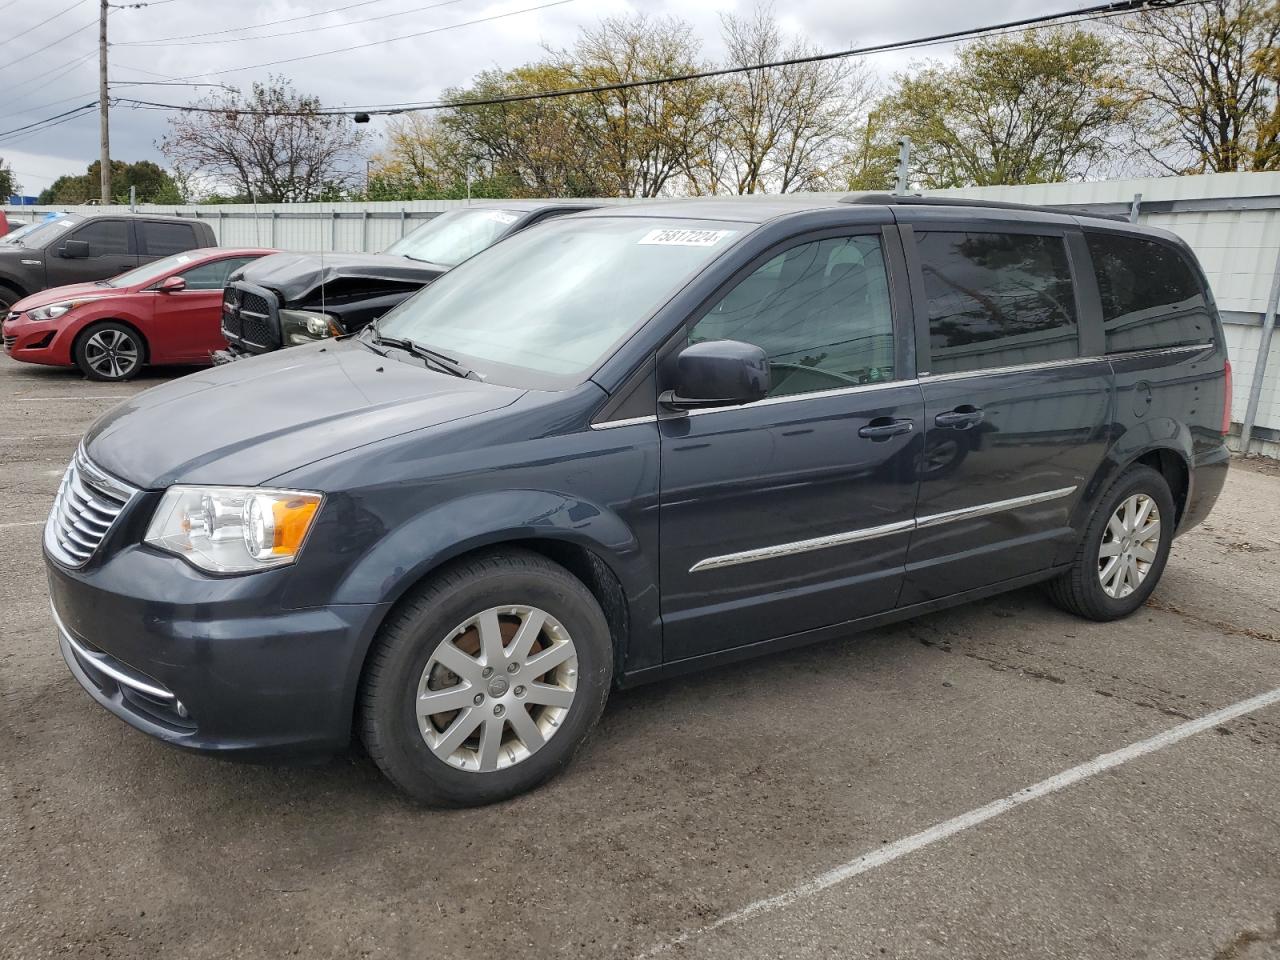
left=690, top=485, right=1078, bottom=573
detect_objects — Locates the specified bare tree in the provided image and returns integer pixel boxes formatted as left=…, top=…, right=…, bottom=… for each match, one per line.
left=1116, top=0, right=1280, bottom=173
left=707, top=4, right=874, bottom=193
left=158, top=77, right=369, bottom=201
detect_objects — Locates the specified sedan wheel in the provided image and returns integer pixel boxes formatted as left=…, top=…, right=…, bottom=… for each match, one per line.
left=417, top=604, right=578, bottom=773
left=75, top=323, right=144, bottom=381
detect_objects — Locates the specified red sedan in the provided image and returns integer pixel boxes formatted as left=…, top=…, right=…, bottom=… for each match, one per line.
left=2, top=247, right=274, bottom=381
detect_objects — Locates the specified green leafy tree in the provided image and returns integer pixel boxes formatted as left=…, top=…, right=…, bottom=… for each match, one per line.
left=0, top=158, right=14, bottom=199
left=883, top=29, right=1132, bottom=187
left=1116, top=0, right=1280, bottom=173
left=37, top=160, right=182, bottom=204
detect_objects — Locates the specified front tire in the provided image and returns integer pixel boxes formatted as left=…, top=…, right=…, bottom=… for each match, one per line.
left=74, top=321, right=144, bottom=381
left=359, top=549, right=613, bottom=806
left=1047, top=464, right=1175, bottom=621
left=0, top=283, right=21, bottom=314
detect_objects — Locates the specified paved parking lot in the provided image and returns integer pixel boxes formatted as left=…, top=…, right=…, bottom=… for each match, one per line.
left=2, top=354, right=1279, bottom=960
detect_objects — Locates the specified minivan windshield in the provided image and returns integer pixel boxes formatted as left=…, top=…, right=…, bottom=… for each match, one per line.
left=374, top=216, right=745, bottom=387
left=383, top=208, right=523, bottom=266
left=11, top=214, right=82, bottom=248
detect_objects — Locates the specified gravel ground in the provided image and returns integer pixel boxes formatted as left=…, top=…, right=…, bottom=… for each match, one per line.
left=2, top=356, right=1278, bottom=960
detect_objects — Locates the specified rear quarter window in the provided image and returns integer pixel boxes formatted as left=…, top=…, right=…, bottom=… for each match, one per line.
left=139, top=221, right=199, bottom=257
left=1085, top=232, right=1213, bottom=353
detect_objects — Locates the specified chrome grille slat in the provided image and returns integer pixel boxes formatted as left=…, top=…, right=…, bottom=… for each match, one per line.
left=44, top=448, right=139, bottom=568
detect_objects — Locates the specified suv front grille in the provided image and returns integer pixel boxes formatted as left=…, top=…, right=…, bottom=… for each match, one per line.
left=45, top=448, right=138, bottom=568
left=221, top=283, right=278, bottom=352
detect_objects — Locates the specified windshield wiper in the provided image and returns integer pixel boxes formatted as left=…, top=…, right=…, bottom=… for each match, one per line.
left=365, top=319, right=474, bottom=379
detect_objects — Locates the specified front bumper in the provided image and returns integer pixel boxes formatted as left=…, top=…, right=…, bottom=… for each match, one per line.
left=47, top=545, right=391, bottom=759
left=2, top=314, right=71, bottom=365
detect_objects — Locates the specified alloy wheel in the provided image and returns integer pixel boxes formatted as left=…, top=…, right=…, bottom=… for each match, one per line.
left=1098, top=493, right=1161, bottom=599
left=84, top=329, right=139, bottom=379
left=416, top=605, right=578, bottom=773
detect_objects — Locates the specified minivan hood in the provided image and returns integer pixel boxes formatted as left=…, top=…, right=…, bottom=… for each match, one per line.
left=236, top=251, right=449, bottom=302
left=83, top=340, right=523, bottom=488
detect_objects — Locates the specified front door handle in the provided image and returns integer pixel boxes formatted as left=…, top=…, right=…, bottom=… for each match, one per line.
left=934, top=406, right=984, bottom=430
left=858, top=417, right=914, bottom=441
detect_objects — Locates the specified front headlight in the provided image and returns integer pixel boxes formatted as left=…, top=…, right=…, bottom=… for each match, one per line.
left=144, top=486, right=323, bottom=573
left=29, top=298, right=100, bottom=321
left=279, top=309, right=341, bottom=345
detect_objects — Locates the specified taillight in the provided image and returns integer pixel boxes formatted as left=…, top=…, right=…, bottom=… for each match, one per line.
left=1222, top=358, right=1233, bottom=436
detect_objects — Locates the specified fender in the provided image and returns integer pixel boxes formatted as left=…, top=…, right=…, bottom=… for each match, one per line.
left=1058, top=416, right=1193, bottom=565
left=317, top=487, right=662, bottom=663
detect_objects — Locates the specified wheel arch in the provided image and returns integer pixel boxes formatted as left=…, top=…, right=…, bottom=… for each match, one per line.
left=329, top=489, right=658, bottom=687
left=1075, top=418, right=1194, bottom=539
left=72, top=317, right=151, bottom=367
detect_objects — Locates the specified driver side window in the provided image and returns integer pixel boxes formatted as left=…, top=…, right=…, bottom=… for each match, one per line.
left=688, top=235, right=895, bottom=397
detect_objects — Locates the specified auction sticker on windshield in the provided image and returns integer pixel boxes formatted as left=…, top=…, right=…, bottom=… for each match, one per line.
left=486, top=211, right=520, bottom=225
left=638, top=228, right=735, bottom=246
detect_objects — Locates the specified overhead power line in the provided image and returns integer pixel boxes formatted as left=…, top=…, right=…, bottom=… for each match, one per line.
left=0, top=17, right=97, bottom=74
left=151, top=0, right=574, bottom=80
left=115, top=0, right=1203, bottom=120
left=116, top=0, right=470, bottom=46
left=115, top=0, right=397, bottom=45
left=0, top=103, right=96, bottom=142
left=0, top=0, right=89, bottom=48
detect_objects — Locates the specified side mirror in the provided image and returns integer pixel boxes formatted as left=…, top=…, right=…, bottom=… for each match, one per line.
left=157, top=276, right=186, bottom=293
left=60, top=240, right=90, bottom=259
left=660, top=339, right=770, bottom=411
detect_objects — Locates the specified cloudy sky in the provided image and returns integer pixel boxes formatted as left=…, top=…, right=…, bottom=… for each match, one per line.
left=0, top=0, right=1066, bottom=196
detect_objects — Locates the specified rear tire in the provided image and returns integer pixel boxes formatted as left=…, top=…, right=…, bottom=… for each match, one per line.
left=1047, top=464, right=1175, bottom=621
left=359, top=549, right=613, bottom=806
left=74, top=321, right=145, bottom=381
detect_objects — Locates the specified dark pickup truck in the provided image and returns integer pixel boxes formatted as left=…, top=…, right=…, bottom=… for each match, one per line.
left=0, top=212, right=216, bottom=313
left=217, top=200, right=596, bottom=360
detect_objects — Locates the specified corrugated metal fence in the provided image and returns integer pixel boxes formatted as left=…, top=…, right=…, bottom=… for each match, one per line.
left=4, top=173, right=1280, bottom=455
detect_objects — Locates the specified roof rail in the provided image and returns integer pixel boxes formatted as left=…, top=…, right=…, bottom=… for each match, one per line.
left=840, top=192, right=1129, bottom=222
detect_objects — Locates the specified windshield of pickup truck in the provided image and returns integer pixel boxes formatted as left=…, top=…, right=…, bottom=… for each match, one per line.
left=383, top=208, right=523, bottom=266
left=374, top=217, right=745, bottom=386
left=12, top=215, right=82, bottom=248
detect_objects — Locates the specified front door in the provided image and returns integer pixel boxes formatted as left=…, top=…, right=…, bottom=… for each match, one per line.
left=44, top=219, right=137, bottom=287
left=151, top=256, right=257, bottom=362
left=659, top=230, right=923, bottom=663
left=899, top=224, right=1113, bottom=605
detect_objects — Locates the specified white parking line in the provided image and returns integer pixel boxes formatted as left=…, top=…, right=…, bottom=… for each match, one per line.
left=12, top=396, right=126, bottom=402
left=638, top=684, right=1280, bottom=958
left=0, top=520, right=43, bottom=529
left=0, top=434, right=82, bottom=441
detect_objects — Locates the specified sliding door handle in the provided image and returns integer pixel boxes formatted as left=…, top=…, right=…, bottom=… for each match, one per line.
left=934, top=406, right=984, bottom=430
left=858, top=417, right=914, bottom=441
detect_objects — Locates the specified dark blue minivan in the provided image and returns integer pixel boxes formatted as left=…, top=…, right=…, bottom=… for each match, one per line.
left=45, top=194, right=1231, bottom=805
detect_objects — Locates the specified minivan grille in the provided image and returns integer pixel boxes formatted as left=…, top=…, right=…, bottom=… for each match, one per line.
left=45, top=449, right=138, bottom=568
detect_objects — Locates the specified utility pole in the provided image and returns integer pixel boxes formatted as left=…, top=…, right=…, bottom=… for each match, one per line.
left=99, top=0, right=111, bottom=205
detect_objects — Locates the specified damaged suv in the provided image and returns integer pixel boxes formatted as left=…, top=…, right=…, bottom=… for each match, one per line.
left=217, top=200, right=595, bottom=360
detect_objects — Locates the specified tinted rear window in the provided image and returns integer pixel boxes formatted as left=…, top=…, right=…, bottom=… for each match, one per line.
left=139, top=221, right=198, bottom=256
left=917, top=231, right=1078, bottom=374
left=1086, top=232, right=1212, bottom=353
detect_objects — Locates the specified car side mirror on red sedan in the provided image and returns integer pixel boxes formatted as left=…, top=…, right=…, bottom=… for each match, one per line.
left=157, top=276, right=186, bottom=293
